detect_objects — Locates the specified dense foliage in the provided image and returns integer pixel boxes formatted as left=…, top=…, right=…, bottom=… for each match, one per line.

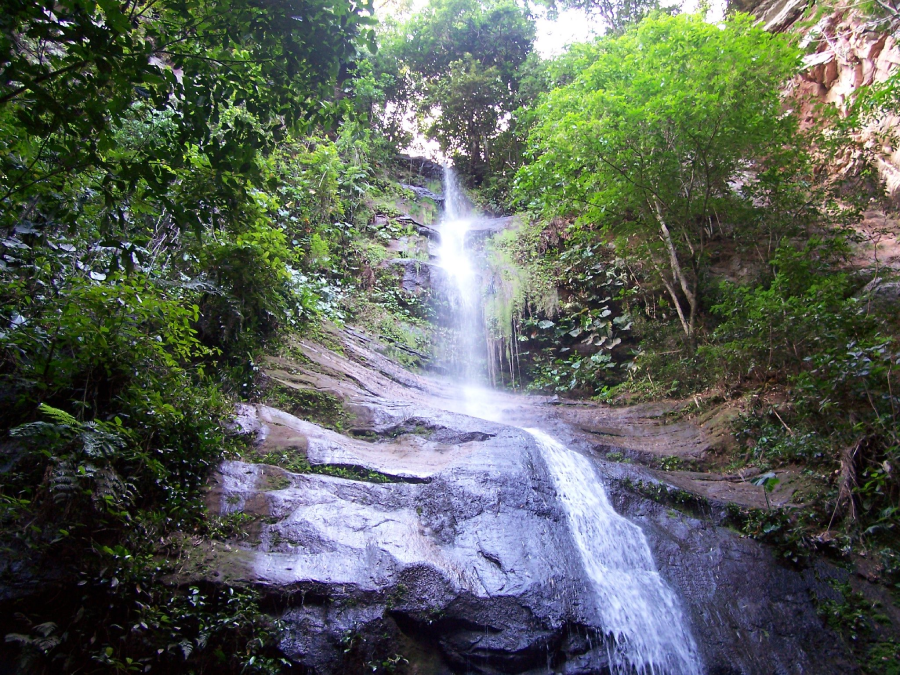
left=517, top=14, right=800, bottom=340
left=0, top=0, right=397, bottom=671
left=1, top=0, right=899, bottom=670
left=535, top=0, right=663, bottom=33
left=499, top=11, right=900, bottom=660
left=380, top=0, right=541, bottom=189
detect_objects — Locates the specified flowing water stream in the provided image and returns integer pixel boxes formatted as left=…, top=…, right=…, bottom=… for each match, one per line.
left=529, top=429, right=702, bottom=674
left=435, top=167, right=702, bottom=674
left=436, top=166, right=488, bottom=385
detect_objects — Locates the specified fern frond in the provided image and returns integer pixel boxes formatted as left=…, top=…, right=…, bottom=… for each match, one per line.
left=9, top=421, right=68, bottom=439
left=50, top=459, right=88, bottom=504
left=38, top=404, right=78, bottom=427
left=79, top=424, right=126, bottom=458
left=92, top=467, right=134, bottom=509
left=32, top=622, right=58, bottom=638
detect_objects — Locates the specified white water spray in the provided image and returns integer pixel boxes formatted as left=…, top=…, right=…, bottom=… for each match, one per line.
left=436, top=167, right=486, bottom=385
left=528, top=428, right=702, bottom=674
left=435, top=167, right=702, bottom=674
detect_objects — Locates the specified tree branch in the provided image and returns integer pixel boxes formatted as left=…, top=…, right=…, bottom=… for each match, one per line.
left=0, top=60, right=90, bottom=107
left=651, top=196, right=697, bottom=337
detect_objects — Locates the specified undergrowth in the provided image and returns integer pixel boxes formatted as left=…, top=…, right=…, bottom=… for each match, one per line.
left=264, top=384, right=350, bottom=431
left=816, top=580, right=900, bottom=674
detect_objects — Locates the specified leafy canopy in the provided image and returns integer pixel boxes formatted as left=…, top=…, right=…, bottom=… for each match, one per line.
left=0, top=0, right=375, bottom=238
left=518, top=14, right=799, bottom=221
left=389, top=0, right=536, bottom=179
left=516, top=13, right=800, bottom=337
left=397, top=0, right=535, bottom=86
left=535, top=0, right=664, bottom=33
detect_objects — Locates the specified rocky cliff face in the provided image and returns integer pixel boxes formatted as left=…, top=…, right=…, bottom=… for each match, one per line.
left=190, top=328, right=855, bottom=674
left=739, top=0, right=900, bottom=200
left=799, top=11, right=900, bottom=199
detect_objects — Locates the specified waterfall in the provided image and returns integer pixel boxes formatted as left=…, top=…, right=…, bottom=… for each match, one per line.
left=435, top=167, right=701, bottom=674
left=528, top=429, right=702, bottom=675
left=436, top=167, right=487, bottom=385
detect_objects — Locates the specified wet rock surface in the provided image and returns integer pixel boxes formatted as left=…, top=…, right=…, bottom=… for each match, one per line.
left=400, top=183, right=445, bottom=206
left=209, top=418, right=611, bottom=672
left=608, top=485, right=853, bottom=675
left=385, top=258, right=439, bottom=295
left=464, top=216, right=519, bottom=246
left=196, top=329, right=857, bottom=674
left=527, top=400, right=813, bottom=511
left=395, top=154, right=445, bottom=181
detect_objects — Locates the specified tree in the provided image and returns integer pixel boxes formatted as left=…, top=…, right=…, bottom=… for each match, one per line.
left=425, top=56, right=511, bottom=177
left=351, top=24, right=417, bottom=148
left=516, top=14, right=799, bottom=341
left=535, top=0, right=663, bottom=34
left=0, top=1, right=379, bottom=669
left=398, top=0, right=534, bottom=85
left=0, top=0, right=375, bottom=237
left=395, top=0, right=536, bottom=180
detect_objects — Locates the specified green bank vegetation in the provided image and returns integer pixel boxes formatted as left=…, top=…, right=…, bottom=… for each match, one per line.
left=500, top=11, right=899, bottom=665
left=0, top=0, right=435, bottom=670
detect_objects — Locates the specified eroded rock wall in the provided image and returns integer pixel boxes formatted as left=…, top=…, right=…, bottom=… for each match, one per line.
left=741, top=0, right=900, bottom=199
left=798, top=9, right=900, bottom=199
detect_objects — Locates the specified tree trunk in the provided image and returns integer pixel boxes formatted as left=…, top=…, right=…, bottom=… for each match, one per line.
left=652, top=198, right=697, bottom=342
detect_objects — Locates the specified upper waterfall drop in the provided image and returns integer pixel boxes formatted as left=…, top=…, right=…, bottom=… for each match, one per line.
left=435, top=166, right=488, bottom=386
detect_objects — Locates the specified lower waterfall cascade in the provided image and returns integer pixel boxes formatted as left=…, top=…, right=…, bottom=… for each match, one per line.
left=437, top=167, right=703, bottom=674
left=529, top=428, right=702, bottom=675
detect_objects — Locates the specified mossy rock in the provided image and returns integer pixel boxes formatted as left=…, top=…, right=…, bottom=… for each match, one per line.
left=264, top=384, right=349, bottom=431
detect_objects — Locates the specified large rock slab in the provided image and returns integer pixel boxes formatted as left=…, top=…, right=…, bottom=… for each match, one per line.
left=609, top=483, right=854, bottom=675
left=206, top=412, right=613, bottom=673
left=201, top=330, right=853, bottom=674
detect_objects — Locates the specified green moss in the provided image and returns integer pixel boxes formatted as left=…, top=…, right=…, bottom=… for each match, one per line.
left=482, top=225, right=558, bottom=346
left=723, top=502, right=817, bottom=565
left=207, top=511, right=260, bottom=541
left=655, top=455, right=697, bottom=471
left=622, top=477, right=710, bottom=517
left=344, top=296, right=436, bottom=370
left=263, top=474, right=292, bottom=491
left=384, top=582, right=408, bottom=610
left=253, top=448, right=398, bottom=484
left=405, top=198, right=438, bottom=225
left=371, top=199, right=404, bottom=219
left=358, top=240, right=390, bottom=266
left=264, top=384, right=349, bottom=431
left=306, top=322, right=347, bottom=355
left=814, top=581, right=900, bottom=672
left=867, top=640, right=900, bottom=675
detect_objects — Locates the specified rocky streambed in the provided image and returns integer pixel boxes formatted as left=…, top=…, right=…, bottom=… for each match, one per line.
left=189, top=328, right=855, bottom=674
